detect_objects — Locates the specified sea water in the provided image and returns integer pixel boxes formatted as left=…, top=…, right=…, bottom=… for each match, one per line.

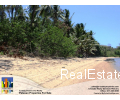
left=113, top=58, right=120, bottom=72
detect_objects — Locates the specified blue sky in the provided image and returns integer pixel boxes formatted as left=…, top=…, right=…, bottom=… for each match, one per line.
left=22, top=5, right=120, bottom=48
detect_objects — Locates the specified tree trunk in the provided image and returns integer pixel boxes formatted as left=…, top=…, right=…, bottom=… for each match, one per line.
left=42, top=17, right=46, bottom=26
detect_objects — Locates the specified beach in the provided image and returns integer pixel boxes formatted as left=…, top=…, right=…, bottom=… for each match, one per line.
left=0, top=55, right=117, bottom=89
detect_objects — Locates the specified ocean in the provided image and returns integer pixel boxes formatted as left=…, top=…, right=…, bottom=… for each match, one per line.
left=113, top=58, right=120, bottom=71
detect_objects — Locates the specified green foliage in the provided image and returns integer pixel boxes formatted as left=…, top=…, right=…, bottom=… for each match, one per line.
left=100, top=46, right=107, bottom=57
left=73, top=24, right=99, bottom=57
left=99, top=45, right=120, bottom=57
left=91, top=45, right=101, bottom=57
left=107, top=51, right=116, bottom=57
left=114, top=48, right=120, bottom=57
left=35, top=25, right=77, bottom=57
left=0, top=5, right=118, bottom=58
left=0, top=51, right=4, bottom=55
left=0, top=19, right=10, bottom=44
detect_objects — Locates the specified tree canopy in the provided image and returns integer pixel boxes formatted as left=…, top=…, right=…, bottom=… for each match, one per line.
left=0, top=5, right=119, bottom=58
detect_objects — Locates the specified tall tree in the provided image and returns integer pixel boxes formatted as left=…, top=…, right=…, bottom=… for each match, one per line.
left=27, top=5, right=40, bottom=27
left=36, top=5, right=52, bottom=26
left=0, top=5, right=6, bottom=22
left=5, top=5, right=24, bottom=21
left=63, top=9, right=75, bottom=37
left=51, top=5, right=66, bottom=25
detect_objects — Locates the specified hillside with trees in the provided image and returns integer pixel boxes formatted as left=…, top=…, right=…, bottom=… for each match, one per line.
left=0, top=5, right=119, bottom=58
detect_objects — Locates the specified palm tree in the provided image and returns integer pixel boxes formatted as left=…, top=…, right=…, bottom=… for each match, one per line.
left=51, top=5, right=59, bottom=25
left=73, top=23, right=86, bottom=45
left=75, top=23, right=86, bottom=38
left=14, top=5, right=24, bottom=20
left=0, top=5, right=6, bottom=22
left=63, top=9, right=75, bottom=37
left=28, top=5, right=40, bottom=27
left=36, top=5, right=67, bottom=26
left=5, top=5, right=11, bottom=19
left=16, top=6, right=26, bottom=21
left=5, top=5, right=24, bottom=21
left=51, top=5, right=67, bottom=25
left=6, top=5, right=16, bottom=20
left=36, top=5, right=52, bottom=26
left=73, top=23, right=99, bottom=57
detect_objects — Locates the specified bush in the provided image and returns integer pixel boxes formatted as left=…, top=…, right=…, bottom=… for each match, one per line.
left=0, top=51, right=4, bottom=55
left=35, top=25, right=77, bottom=57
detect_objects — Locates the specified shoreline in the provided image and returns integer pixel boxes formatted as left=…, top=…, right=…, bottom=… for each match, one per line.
left=0, top=55, right=119, bottom=89
left=54, top=59, right=117, bottom=88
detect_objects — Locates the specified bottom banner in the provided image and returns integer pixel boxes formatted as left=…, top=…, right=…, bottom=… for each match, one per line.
left=0, top=75, right=120, bottom=95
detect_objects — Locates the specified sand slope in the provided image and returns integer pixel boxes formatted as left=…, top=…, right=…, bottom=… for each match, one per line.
left=0, top=55, right=117, bottom=89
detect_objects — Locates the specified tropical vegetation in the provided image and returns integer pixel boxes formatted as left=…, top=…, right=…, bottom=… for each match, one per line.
left=0, top=5, right=119, bottom=58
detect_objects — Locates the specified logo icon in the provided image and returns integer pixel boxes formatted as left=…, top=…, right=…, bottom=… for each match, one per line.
left=1, top=77, right=13, bottom=94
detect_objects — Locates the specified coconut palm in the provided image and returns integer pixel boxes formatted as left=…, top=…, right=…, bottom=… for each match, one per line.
left=16, top=6, right=26, bottom=21
left=5, top=5, right=24, bottom=21
left=79, top=32, right=99, bottom=57
left=63, top=9, right=75, bottom=37
left=6, top=5, right=16, bottom=20
left=51, top=5, right=60, bottom=25
left=35, top=5, right=52, bottom=26
left=35, top=5, right=67, bottom=26
left=5, top=5, right=11, bottom=18
left=50, top=5, right=68, bottom=25
left=73, top=23, right=99, bottom=57
left=27, top=5, right=40, bottom=27
left=75, top=23, right=86, bottom=38
left=0, top=5, right=6, bottom=22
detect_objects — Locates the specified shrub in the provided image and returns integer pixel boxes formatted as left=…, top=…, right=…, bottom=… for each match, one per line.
left=36, top=25, right=77, bottom=57
left=0, top=51, right=4, bottom=55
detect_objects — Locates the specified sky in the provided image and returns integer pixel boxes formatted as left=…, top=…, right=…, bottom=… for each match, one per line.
left=22, top=5, right=120, bottom=48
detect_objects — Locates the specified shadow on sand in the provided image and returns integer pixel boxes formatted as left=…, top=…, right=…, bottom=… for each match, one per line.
left=0, top=60, right=13, bottom=70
